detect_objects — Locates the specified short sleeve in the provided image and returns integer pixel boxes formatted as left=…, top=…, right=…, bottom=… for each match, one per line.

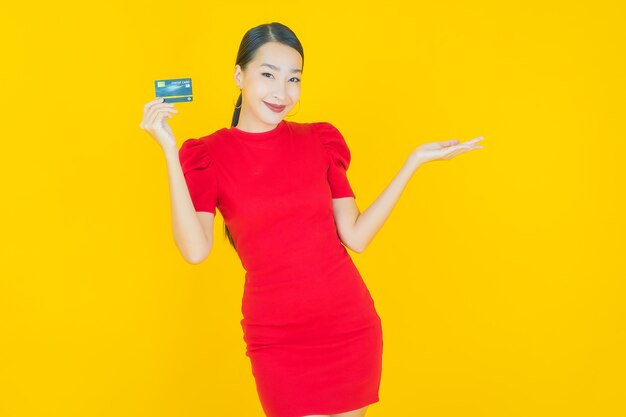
left=315, top=122, right=356, bottom=199
left=178, top=138, right=218, bottom=214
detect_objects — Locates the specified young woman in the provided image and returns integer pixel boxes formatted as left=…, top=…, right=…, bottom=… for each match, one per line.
left=140, top=22, right=483, bottom=417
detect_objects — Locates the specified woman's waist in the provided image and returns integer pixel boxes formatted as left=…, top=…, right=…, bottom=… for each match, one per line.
left=242, top=248, right=355, bottom=286
left=240, top=262, right=375, bottom=322
left=240, top=241, right=351, bottom=277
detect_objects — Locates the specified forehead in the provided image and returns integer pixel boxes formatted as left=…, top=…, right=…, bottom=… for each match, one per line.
left=253, top=42, right=302, bottom=68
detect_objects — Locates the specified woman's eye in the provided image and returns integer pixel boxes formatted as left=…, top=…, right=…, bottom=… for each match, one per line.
left=261, top=73, right=300, bottom=83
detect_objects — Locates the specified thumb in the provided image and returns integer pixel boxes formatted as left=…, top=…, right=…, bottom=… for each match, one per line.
left=441, top=139, right=460, bottom=147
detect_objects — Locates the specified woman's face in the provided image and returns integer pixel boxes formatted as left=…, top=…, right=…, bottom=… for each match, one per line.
left=234, top=41, right=302, bottom=132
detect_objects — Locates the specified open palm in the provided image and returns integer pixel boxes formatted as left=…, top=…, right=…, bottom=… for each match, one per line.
left=411, top=136, right=484, bottom=165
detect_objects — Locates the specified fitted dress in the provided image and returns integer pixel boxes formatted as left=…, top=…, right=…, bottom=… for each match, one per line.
left=178, top=119, right=383, bottom=417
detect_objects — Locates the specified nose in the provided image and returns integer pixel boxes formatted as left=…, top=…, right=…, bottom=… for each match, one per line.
left=273, top=82, right=287, bottom=101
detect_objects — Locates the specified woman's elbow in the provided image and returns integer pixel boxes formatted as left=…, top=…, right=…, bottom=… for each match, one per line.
left=182, top=244, right=212, bottom=264
left=345, top=239, right=366, bottom=254
left=185, top=255, right=205, bottom=265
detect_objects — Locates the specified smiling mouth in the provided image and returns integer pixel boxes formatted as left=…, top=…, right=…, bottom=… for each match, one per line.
left=263, top=101, right=286, bottom=112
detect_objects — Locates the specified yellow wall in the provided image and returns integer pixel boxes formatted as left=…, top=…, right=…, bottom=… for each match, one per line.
left=1, top=1, right=624, bottom=416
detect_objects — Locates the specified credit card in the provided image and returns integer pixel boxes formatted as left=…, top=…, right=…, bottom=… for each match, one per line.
left=154, top=78, right=193, bottom=103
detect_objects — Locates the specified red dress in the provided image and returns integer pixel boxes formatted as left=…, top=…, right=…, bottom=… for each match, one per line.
left=179, top=119, right=383, bottom=417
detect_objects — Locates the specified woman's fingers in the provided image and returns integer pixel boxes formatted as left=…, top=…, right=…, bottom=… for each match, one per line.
left=149, top=103, right=175, bottom=115
left=148, top=108, right=176, bottom=126
left=143, top=99, right=173, bottom=118
left=443, top=149, right=463, bottom=159
left=463, top=136, right=484, bottom=145
left=411, top=136, right=484, bottom=163
left=139, top=97, right=180, bottom=138
left=440, top=143, right=480, bottom=159
left=143, top=98, right=164, bottom=118
left=442, top=139, right=460, bottom=147
left=146, top=102, right=177, bottom=122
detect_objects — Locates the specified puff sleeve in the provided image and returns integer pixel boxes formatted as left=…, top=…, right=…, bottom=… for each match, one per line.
left=178, top=138, right=218, bottom=214
left=315, top=122, right=356, bottom=199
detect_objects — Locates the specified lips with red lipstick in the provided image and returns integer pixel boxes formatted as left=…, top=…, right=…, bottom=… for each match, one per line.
left=263, top=101, right=286, bottom=113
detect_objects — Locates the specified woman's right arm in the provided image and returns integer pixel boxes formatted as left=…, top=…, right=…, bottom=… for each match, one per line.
left=140, top=98, right=213, bottom=264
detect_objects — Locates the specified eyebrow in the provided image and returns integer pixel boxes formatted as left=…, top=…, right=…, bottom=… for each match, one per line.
left=260, top=63, right=302, bottom=74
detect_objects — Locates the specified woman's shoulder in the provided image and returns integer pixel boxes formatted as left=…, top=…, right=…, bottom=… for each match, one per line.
left=304, top=120, right=348, bottom=148
left=182, top=127, right=231, bottom=152
left=285, top=120, right=351, bottom=165
left=284, top=120, right=344, bottom=139
left=178, top=127, right=231, bottom=168
left=197, top=127, right=231, bottom=145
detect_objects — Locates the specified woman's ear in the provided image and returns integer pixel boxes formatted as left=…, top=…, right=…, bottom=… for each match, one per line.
left=234, top=65, right=243, bottom=89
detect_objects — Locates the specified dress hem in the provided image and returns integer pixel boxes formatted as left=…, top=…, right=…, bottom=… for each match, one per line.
left=286, top=395, right=380, bottom=417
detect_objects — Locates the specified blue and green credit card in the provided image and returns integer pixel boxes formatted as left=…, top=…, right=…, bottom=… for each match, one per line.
left=154, top=78, right=193, bottom=103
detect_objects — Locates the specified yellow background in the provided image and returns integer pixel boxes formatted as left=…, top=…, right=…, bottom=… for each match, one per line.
left=2, top=1, right=624, bottom=416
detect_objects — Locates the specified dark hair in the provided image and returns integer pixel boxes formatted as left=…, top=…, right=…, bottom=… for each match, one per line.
left=224, top=22, right=304, bottom=252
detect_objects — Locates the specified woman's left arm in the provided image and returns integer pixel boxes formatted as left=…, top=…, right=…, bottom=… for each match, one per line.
left=333, top=136, right=484, bottom=253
